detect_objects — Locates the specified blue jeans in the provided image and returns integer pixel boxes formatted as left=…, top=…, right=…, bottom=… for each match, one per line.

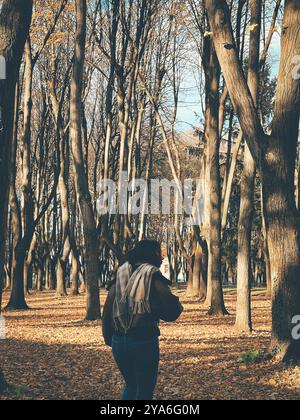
left=112, top=335, right=160, bottom=400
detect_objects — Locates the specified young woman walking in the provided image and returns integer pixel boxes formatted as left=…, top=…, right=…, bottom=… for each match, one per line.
left=102, top=240, right=183, bottom=400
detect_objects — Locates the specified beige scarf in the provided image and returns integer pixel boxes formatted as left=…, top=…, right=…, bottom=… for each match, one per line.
left=113, top=262, right=159, bottom=333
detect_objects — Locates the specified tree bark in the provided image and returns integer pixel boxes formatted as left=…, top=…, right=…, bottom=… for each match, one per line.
left=0, top=0, right=33, bottom=273
left=194, top=241, right=208, bottom=302
left=49, top=57, right=70, bottom=297
left=203, top=36, right=228, bottom=316
left=261, top=186, right=272, bottom=296
left=235, top=0, right=261, bottom=334
left=221, top=131, right=243, bottom=231
left=264, top=0, right=300, bottom=360
left=71, top=250, right=80, bottom=296
left=70, top=0, right=100, bottom=320
left=0, top=0, right=33, bottom=391
left=23, top=233, right=36, bottom=294
left=6, top=38, right=34, bottom=310
left=205, top=0, right=300, bottom=361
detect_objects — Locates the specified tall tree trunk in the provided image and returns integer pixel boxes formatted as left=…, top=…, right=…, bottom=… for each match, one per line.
left=6, top=38, right=34, bottom=310
left=264, top=0, right=300, bottom=360
left=203, top=38, right=228, bottom=316
left=70, top=0, right=100, bottom=320
left=54, top=165, right=69, bottom=294
left=101, top=0, right=119, bottom=242
left=49, top=56, right=70, bottom=297
left=8, top=81, right=22, bottom=297
left=137, top=102, right=151, bottom=241
left=0, top=0, right=33, bottom=390
left=235, top=0, right=261, bottom=333
left=205, top=0, right=300, bottom=361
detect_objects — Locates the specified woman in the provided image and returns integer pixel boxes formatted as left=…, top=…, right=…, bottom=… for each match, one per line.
left=102, top=240, right=183, bottom=401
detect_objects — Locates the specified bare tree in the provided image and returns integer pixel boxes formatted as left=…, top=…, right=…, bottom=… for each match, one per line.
left=70, top=0, right=101, bottom=320
left=0, top=0, right=33, bottom=392
left=235, top=0, right=261, bottom=333
left=205, top=0, right=300, bottom=361
left=203, top=34, right=228, bottom=315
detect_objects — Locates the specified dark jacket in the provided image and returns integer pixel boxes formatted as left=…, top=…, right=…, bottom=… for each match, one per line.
left=102, top=270, right=183, bottom=347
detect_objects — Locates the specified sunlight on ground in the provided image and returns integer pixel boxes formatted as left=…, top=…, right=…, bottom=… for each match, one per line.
left=0, top=289, right=299, bottom=400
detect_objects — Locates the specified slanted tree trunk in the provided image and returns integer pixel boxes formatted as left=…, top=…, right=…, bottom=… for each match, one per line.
left=205, top=0, right=300, bottom=361
left=235, top=0, right=261, bottom=333
left=70, top=0, right=100, bottom=320
left=221, top=131, right=243, bottom=231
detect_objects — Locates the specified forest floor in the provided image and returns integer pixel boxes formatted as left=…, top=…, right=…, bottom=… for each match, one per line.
left=0, top=288, right=300, bottom=400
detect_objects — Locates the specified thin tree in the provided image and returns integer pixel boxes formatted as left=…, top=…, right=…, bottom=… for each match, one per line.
left=235, top=0, right=262, bottom=333
left=203, top=34, right=228, bottom=315
left=70, top=0, right=101, bottom=320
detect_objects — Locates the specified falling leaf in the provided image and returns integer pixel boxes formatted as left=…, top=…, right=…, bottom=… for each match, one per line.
left=248, top=24, right=258, bottom=33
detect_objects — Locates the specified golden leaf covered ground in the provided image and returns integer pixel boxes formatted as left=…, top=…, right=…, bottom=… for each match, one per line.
left=0, top=289, right=300, bottom=400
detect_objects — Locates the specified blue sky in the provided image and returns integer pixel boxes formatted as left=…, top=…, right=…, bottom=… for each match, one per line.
left=176, top=33, right=281, bottom=132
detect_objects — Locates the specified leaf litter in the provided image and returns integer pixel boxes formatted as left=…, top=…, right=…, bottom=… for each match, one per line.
left=0, top=289, right=299, bottom=400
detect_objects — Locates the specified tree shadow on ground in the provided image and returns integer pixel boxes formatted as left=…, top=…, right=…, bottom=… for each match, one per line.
left=1, top=335, right=299, bottom=400
left=1, top=290, right=298, bottom=400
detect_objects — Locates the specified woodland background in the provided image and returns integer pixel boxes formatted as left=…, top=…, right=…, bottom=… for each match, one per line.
left=0, top=0, right=300, bottom=399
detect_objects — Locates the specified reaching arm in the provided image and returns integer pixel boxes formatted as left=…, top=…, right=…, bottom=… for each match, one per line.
left=153, top=274, right=183, bottom=322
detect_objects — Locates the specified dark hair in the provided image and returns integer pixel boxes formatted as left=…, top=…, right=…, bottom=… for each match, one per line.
left=126, top=240, right=162, bottom=268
